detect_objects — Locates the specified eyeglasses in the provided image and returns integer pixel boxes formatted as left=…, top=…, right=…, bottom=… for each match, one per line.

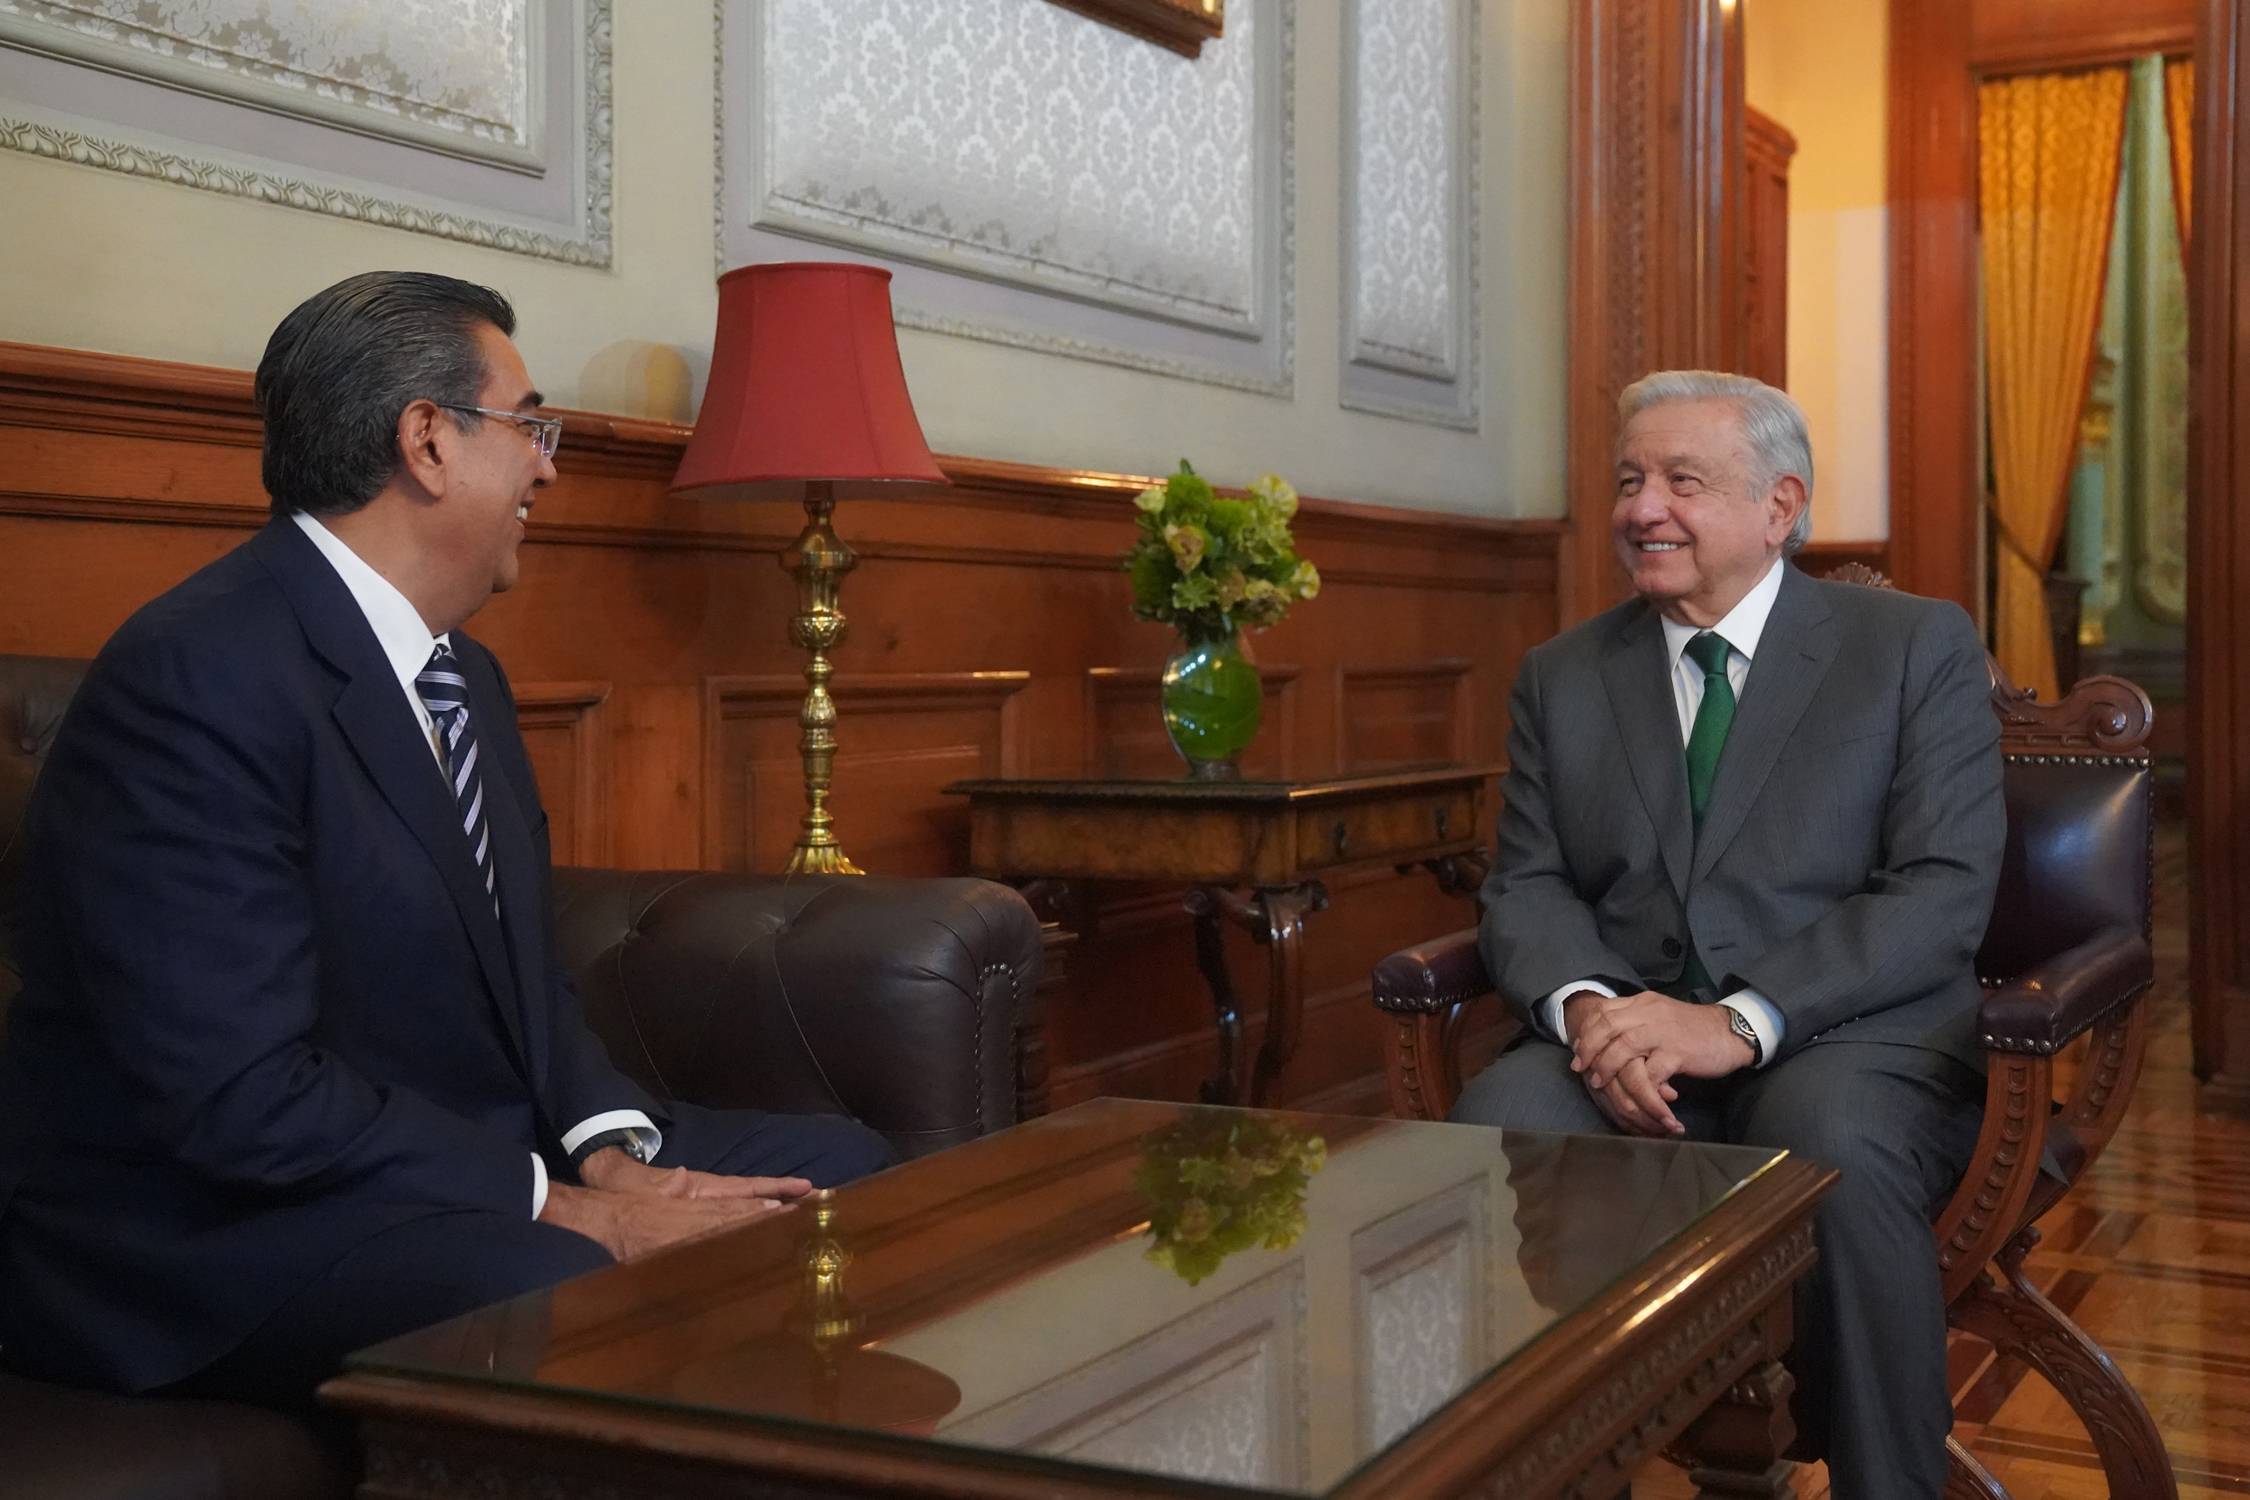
left=435, top=403, right=563, bottom=459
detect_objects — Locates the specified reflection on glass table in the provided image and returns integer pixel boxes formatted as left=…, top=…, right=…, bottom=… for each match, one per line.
left=347, top=1099, right=1786, bottom=1497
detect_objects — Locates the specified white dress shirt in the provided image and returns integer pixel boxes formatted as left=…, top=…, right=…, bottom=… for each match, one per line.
left=1539, top=556, right=1788, bottom=1066
left=291, top=512, right=660, bottom=1214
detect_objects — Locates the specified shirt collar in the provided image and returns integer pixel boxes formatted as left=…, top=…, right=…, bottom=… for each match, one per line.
left=1659, top=554, right=1787, bottom=668
left=290, top=511, right=450, bottom=700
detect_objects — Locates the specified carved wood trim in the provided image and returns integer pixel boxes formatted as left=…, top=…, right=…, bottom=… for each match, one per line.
left=1384, top=1008, right=1463, bottom=1121
left=1934, top=1053, right=2052, bottom=1305
left=1564, top=0, right=1745, bottom=625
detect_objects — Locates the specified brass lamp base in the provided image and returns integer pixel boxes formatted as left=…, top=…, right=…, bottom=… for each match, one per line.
left=783, top=481, right=864, bottom=876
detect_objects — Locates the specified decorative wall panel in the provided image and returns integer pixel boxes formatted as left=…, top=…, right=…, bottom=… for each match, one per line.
left=515, top=680, right=611, bottom=867
left=1340, top=0, right=1478, bottom=428
left=722, top=0, right=1294, bottom=393
left=0, top=0, right=611, bottom=264
left=1334, top=659, right=1469, bottom=770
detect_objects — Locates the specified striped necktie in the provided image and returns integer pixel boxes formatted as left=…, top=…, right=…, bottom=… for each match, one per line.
left=1678, top=630, right=1736, bottom=996
left=415, top=643, right=498, bottom=917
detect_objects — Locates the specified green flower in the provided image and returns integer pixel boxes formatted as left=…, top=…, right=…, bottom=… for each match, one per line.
left=1247, top=472, right=1298, bottom=518
left=1291, top=559, right=1321, bottom=600
left=1134, top=484, right=1167, bottom=514
left=1136, top=1111, right=1327, bottom=1287
left=1163, top=522, right=1208, bottom=573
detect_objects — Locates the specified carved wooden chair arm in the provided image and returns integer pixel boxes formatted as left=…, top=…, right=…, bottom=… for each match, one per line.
left=1977, top=927, right=2154, bottom=1056
left=1371, top=927, right=1492, bottom=1013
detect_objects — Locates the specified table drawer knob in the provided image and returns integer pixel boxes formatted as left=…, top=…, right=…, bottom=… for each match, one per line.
left=1332, top=821, right=1350, bottom=857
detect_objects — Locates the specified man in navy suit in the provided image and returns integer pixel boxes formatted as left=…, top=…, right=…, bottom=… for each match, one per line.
left=0, top=272, right=893, bottom=1408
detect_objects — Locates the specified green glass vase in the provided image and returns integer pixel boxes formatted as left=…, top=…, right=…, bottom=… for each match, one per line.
left=1161, top=631, right=1262, bottom=780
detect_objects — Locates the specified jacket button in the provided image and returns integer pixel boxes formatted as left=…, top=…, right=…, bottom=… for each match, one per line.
left=1661, top=937, right=1683, bottom=958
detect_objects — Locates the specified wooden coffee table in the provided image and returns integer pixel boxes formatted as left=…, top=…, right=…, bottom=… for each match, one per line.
left=324, top=1100, right=1834, bottom=1499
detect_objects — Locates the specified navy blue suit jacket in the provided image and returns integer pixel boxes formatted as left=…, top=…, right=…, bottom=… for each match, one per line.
left=0, top=519, right=660, bottom=1392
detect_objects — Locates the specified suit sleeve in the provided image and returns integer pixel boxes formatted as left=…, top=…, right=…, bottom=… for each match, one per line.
left=1480, top=646, right=1643, bottom=1030
left=1729, top=601, right=2004, bottom=1054
left=41, top=636, right=532, bottom=1213
left=477, top=650, right=667, bottom=1137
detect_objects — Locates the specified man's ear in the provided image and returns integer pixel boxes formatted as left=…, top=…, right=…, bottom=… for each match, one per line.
left=1767, top=473, right=1808, bottom=544
left=395, top=399, right=452, bottom=499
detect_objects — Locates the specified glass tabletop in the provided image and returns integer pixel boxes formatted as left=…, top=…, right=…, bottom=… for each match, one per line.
left=350, top=1099, right=1784, bottom=1496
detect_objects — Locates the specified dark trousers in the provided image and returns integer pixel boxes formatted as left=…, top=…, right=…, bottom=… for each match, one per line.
left=164, top=1105, right=894, bottom=1412
left=1451, top=1037, right=1981, bottom=1500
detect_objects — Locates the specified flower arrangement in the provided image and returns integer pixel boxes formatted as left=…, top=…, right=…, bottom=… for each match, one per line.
left=1124, top=461, right=1321, bottom=645
left=1135, top=1110, right=1328, bottom=1287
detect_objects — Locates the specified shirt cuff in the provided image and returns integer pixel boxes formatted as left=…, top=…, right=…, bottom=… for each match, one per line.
left=530, top=1152, right=549, bottom=1220
left=1718, top=989, right=1786, bottom=1068
left=1542, top=978, right=1620, bottom=1043
left=561, top=1110, right=663, bottom=1163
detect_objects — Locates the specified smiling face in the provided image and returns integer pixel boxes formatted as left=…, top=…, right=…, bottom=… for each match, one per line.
left=433, top=323, right=554, bottom=604
left=1611, top=398, right=1803, bottom=627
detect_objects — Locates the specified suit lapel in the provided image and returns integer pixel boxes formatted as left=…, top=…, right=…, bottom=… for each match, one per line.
left=1600, top=605, right=1694, bottom=900
left=249, top=522, right=529, bottom=1066
left=1690, top=564, right=1838, bottom=883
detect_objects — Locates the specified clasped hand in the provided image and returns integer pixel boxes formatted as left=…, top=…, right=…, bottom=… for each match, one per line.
left=538, top=1146, right=814, bottom=1261
left=1562, top=989, right=1755, bottom=1138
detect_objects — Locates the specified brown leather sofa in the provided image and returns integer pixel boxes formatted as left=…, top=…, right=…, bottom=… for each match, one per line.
left=0, top=652, right=1041, bottom=1499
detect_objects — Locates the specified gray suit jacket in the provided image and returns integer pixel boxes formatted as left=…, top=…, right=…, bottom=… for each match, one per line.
left=1478, top=563, right=2004, bottom=1069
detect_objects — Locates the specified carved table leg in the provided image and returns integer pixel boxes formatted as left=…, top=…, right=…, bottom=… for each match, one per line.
left=1245, top=881, right=1328, bottom=1106
left=1185, top=886, right=1252, bottom=1105
left=1676, top=1358, right=1797, bottom=1498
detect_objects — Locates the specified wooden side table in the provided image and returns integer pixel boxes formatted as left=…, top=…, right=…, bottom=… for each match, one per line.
left=944, top=766, right=1497, bottom=1106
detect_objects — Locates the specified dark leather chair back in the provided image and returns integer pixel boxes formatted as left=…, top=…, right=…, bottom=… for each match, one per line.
left=0, top=655, right=89, bottom=1045
left=1975, top=685, right=2155, bottom=984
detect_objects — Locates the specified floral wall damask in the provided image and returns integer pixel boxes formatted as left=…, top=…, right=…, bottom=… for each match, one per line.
left=0, top=0, right=608, bottom=263
left=728, top=0, right=1290, bottom=394
left=1341, top=0, right=1476, bottom=427
left=1, top=0, right=534, bottom=155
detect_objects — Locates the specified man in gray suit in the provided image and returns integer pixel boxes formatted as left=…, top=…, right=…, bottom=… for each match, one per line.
left=1452, top=370, right=2003, bottom=1499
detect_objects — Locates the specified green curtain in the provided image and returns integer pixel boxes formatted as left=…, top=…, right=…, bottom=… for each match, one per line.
left=2064, top=55, right=2188, bottom=655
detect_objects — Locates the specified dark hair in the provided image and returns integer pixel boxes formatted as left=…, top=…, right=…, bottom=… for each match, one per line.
left=254, top=271, right=517, bottom=519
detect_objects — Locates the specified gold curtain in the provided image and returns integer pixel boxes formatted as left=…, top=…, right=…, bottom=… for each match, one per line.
left=2165, top=58, right=2194, bottom=256
left=1979, top=68, right=2129, bottom=701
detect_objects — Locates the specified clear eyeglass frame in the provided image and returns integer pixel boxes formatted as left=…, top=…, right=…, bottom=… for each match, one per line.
left=436, top=403, right=562, bottom=459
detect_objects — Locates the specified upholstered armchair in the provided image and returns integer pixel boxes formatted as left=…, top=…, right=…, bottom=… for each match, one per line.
left=1372, top=629, right=2170, bottom=1499
left=0, top=652, right=1040, bottom=1500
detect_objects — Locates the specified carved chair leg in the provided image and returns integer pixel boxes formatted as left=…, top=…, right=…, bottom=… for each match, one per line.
left=1948, top=1238, right=2177, bottom=1500
left=1943, top=1436, right=2011, bottom=1500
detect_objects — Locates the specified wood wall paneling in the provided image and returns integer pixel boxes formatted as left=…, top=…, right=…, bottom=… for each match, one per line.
left=1742, top=107, right=1797, bottom=390
left=0, top=341, right=1559, bottom=1111
left=2188, top=0, right=2250, bottom=1100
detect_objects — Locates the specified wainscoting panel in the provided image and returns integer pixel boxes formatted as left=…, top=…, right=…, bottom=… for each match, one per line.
left=0, top=340, right=1559, bottom=1111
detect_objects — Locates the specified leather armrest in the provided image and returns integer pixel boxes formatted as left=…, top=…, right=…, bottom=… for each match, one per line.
left=1977, top=926, right=2154, bottom=1056
left=1372, top=927, right=1492, bottom=1014
left=553, top=870, right=1041, bottom=1158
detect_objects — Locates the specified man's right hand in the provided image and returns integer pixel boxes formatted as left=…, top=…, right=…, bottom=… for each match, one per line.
left=537, top=1180, right=790, bottom=1261
left=1562, top=991, right=1682, bottom=1138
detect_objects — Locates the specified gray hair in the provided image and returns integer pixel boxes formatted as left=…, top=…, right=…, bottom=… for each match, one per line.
left=1617, top=370, right=1815, bottom=554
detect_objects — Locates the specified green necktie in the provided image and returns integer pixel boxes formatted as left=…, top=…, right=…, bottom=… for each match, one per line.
left=1679, top=630, right=1735, bottom=996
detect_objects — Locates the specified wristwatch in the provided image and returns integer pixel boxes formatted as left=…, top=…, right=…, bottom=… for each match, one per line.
left=1724, top=1005, right=1764, bottom=1066
left=573, top=1127, right=655, bottom=1165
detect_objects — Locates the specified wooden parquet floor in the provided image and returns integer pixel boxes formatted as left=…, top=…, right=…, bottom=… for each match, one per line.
left=1636, top=822, right=2236, bottom=1498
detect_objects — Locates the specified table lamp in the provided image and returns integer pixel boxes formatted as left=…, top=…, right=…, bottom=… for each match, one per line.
left=673, top=262, right=947, bottom=875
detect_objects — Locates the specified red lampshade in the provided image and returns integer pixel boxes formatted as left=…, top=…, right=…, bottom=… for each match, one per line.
left=672, top=262, right=947, bottom=500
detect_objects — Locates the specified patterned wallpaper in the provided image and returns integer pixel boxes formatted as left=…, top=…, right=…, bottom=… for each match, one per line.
left=0, top=0, right=534, bottom=156
left=763, top=0, right=1258, bottom=327
left=0, top=0, right=610, bottom=264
